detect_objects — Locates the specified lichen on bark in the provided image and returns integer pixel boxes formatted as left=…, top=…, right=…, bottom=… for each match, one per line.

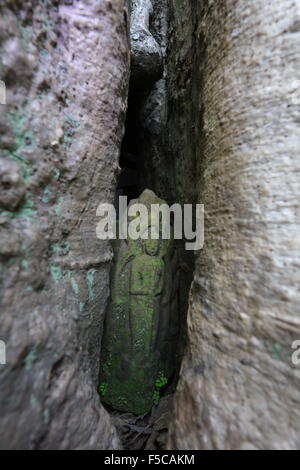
left=0, top=0, right=130, bottom=450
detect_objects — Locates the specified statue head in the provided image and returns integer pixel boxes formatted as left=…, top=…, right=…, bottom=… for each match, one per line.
left=144, top=238, right=160, bottom=256
left=142, top=226, right=160, bottom=256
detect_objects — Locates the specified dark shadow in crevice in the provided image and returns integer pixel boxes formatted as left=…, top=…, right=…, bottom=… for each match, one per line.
left=104, top=74, right=196, bottom=450
left=117, top=81, right=149, bottom=203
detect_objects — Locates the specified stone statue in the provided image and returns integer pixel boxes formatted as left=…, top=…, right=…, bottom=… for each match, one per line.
left=99, top=190, right=181, bottom=415
left=130, top=232, right=164, bottom=355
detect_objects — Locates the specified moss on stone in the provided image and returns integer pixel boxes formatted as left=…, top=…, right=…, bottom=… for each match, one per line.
left=99, top=190, right=179, bottom=415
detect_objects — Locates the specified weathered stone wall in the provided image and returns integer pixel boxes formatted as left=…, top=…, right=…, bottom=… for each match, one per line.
left=136, top=0, right=201, bottom=206
left=0, top=0, right=129, bottom=449
left=168, top=0, right=300, bottom=450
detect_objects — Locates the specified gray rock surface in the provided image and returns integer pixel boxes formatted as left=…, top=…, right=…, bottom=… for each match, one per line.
left=130, top=0, right=163, bottom=85
left=168, top=0, right=300, bottom=450
left=0, top=158, right=26, bottom=211
left=0, top=0, right=129, bottom=450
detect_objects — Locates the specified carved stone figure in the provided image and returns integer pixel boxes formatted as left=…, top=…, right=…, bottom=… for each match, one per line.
left=99, top=190, right=180, bottom=415
left=130, top=233, right=164, bottom=355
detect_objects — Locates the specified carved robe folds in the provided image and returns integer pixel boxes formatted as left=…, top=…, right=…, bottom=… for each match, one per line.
left=99, top=190, right=180, bottom=414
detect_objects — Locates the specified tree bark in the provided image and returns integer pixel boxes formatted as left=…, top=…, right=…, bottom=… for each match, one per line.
left=0, top=0, right=129, bottom=449
left=169, top=0, right=300, bottom=450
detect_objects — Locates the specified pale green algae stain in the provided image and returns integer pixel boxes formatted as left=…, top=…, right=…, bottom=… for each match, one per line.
left=50, top=265, right=63, bottom=283
left=49, top=247, right=83, bottom=316
left=24, top=346, right=38, bottom=370
left=18, top=24, right=33, bottom=49
left=6, top=107, right=36, bottom=181
left=30, top=394, right=38, bottom=406
left=1, top=105, right=37, bottom=221
left=53, top=197, right=64, bottom=216
left=71, top=278, right=79, bottom=296
left=64, top=113, right=80, bottom=129
left=63, top=130, right=72, bottom=149
left=43, top=409, right=50, bottom=425
left=264, top=340, right=281, bottom=360
left=69, top=273, right=87, bottom=317
left=50, top=267, right=72, bottom=284
left=0, top=195, right=36, bottom=221
left=86, top=269, right=96, bottom=301
left=79, top=302, right=85, bottom=314
left=51, top=243, right=61, bottom=254
left=40, top=12, right=54, bottom=33
left=69, top=274, right=83, bottom=315
left=21, top=259, right=29, bottom=270
left=7, top=107, right=26, bottom=146
left=51, top=242, right=70, bottom=256
left=52, top=168, right=60, bottom=180
left=41, top=187, right=51, bottom=204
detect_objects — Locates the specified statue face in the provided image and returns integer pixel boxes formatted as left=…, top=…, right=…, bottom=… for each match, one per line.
left=144, top=237, right=160, bottom=256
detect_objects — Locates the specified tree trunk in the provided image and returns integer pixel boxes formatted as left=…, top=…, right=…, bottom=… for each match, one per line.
left=0, top=0, right=129, bottom=449
left=168, top=0, right=300, bottom=450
